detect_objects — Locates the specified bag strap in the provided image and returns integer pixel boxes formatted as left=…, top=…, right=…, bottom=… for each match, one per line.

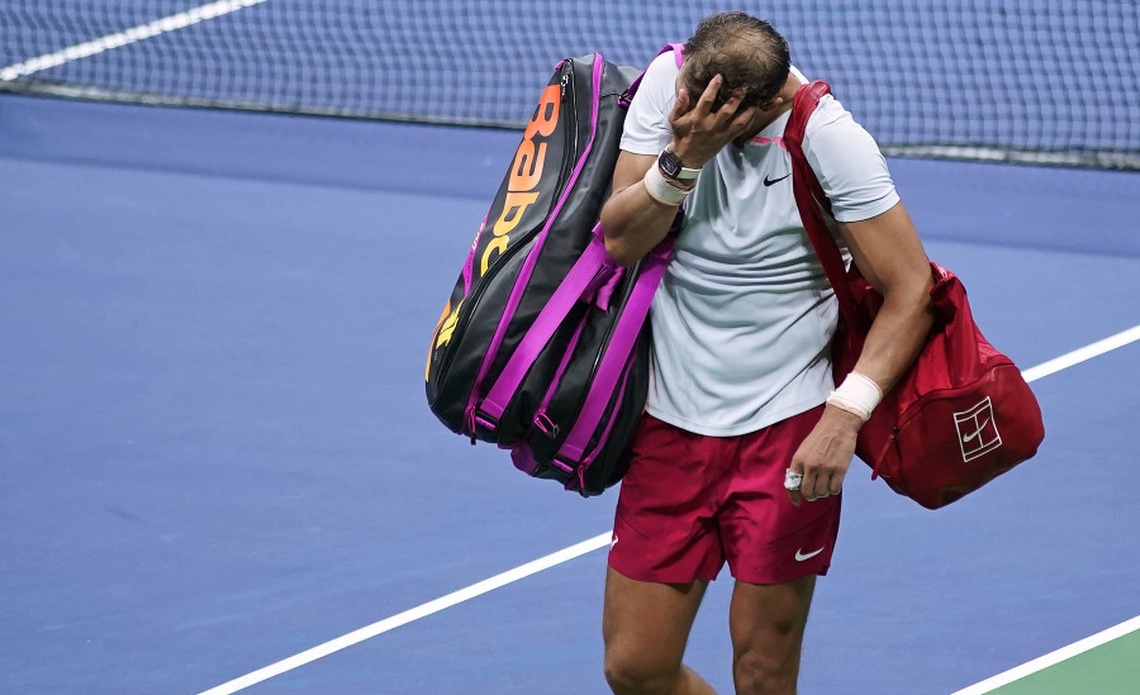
left=553, top=43, right=685, bottom=460
left=621, top=43, right=684, bottom=107
left=782, top=80, right=862, bottom=331
left=480, top=226, right=620, bottom=422
left=555, top=236, right=675, bottom=464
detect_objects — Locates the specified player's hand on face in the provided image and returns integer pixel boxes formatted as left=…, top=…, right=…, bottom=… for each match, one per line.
left=668, top=74, right=757, bottom=168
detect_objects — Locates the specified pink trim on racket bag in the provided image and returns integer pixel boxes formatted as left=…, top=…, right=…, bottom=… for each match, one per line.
left=555, top=237, right=673, bottom=464
left=479, top=228, right=618, bottom=423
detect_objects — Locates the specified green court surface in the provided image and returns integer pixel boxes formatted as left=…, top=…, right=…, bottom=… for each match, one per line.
left=984, top=628, right=1139, bottom=694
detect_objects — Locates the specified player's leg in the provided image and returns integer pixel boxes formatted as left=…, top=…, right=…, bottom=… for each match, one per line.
left=603, top=415, right=731, bottom=694
left=603, top=568, right=716, bottom=694
left=728, top=576, right=815, bottom=694
left=718, top=405, right=842, bottom=694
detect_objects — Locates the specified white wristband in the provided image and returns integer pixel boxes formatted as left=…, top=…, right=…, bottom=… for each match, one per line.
left=643, top=163, right=691, bottom=206
left=826, top=371, right=884, bottom=423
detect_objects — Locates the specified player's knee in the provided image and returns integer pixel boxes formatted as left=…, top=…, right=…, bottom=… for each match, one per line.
left=733, top=644, right=798, bottom=694
left=603, top=647, right=677, bottom=694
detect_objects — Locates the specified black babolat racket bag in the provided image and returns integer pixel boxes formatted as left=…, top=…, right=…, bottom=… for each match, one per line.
left=425, top=46, right=682, bottom=496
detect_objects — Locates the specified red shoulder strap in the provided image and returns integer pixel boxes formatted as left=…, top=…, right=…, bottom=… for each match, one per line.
left=782, top=80, right=861, bottom=329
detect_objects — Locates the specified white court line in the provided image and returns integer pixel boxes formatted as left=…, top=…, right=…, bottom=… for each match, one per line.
left=949, top=615, right=1140, bottom=694
left=196, top=532, right=612, bottom=695
left=1021, top=324, right=1140, bottom=383
left=0, top=0, right=269, bottom=82
left=199, top=323, right=1140, bottom=695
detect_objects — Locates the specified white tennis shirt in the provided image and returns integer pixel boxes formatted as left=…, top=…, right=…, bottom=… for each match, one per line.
left=621, top=52, right=900, bottom=436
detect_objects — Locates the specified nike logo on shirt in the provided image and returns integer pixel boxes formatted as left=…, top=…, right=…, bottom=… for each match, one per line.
left=763, top=173, right=790, bottom=187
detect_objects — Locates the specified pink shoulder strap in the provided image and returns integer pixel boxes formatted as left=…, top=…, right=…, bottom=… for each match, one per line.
left=622, top=43, right=685, bottom=104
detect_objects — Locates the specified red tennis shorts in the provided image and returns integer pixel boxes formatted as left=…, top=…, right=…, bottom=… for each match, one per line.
left=608, top=406, right=841, bottom=585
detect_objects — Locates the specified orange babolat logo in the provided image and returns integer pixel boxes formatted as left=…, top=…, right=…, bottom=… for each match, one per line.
left=426, top=298, right=459, bottom=380
left=427, top=83, right=562, bottom=375
left=478, top=84, right=561, bottom=276
left=434, top=298, right=462, bottom=350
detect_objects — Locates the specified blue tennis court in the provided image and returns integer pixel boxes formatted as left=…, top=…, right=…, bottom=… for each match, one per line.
left=2, top=2, right=1138, bottom=694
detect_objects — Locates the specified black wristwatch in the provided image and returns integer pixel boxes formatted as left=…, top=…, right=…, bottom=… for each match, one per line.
left=657, top=149, right=702, bottom=183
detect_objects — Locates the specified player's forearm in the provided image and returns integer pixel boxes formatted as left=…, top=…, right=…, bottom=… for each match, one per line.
left=600, top=181, right=682, bottom=267
left=851, top=280, right=935, bottom=395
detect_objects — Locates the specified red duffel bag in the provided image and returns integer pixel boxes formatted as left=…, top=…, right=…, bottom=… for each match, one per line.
left=784, top=80, right=1046, bottom=509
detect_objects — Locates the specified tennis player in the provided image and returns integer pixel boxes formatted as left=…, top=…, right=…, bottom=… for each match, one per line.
left=598, top=12, right=934, bottom=694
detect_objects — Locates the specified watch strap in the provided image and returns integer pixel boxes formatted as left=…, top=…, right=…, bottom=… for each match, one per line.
left=658, top=149, right=702, bottom=182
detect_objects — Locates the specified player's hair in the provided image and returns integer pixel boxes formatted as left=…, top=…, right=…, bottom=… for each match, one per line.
left=682, top=12, right=791, bottom=112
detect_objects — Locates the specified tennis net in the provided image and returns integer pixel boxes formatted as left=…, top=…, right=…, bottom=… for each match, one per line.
left=2, top=1, right=1137, bottom=168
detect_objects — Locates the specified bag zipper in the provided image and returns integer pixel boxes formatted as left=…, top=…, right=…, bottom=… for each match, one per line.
left=867, top=360, right=1018, bottom=478
left=571, top=353, right=636, bottom=492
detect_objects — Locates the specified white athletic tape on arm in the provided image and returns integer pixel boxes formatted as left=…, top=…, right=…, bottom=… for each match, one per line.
left=826, top=371, right=884, bottom=422
left=643, top=163, right=690, bottom=206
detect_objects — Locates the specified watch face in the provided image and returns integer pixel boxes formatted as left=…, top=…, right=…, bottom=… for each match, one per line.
left=658, top=150, right=684, bottom=179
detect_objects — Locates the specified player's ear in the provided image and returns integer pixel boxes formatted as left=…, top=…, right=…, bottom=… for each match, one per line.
left=764, top=95, right=786, bottom=111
